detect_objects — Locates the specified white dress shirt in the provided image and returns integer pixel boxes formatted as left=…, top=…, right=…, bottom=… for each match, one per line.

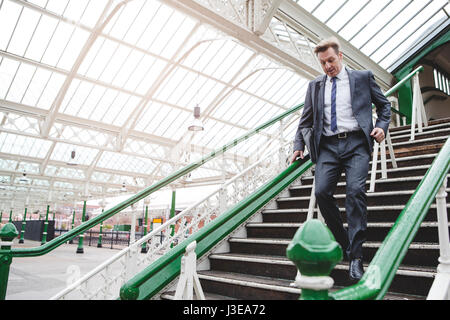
left=323, top=66, right=360, bottom=136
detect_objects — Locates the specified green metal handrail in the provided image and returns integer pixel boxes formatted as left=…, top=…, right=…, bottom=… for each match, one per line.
left=330, top=136, right=450, bottom=300
left=118, top=66, right=425, bottom=300
left=6, top=65, right=424, bottom=258
left=0, top=64, right=424, bottom=300
left=120, top=155, right=314, bottom=300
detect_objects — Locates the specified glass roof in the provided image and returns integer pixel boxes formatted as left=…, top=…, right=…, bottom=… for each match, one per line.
left=294, top=0, right=450, bottom=71
left=0, top=0, right=447, bottom=209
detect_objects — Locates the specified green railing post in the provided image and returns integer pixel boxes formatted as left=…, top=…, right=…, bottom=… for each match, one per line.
left=169, top=190, right=176, bottom=248
left=18, top=207, right=27, bottom=244
left=41, top=205, right=50, bottom=245
left=0, top=223, right=19, bottom=300
left=141, top=204, right=149, bottom=253
left=286, top=219, right=343, bottom=300
left=0, top=211, right=3, bottom=224
left=76, top=201, right=86, bottom=254
left=8, top=209, right=12, bottom=223
left=97, top=209, right=104, bottom=248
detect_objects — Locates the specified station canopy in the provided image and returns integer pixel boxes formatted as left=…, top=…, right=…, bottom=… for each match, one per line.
left=0, top=0, right=448, bottom=209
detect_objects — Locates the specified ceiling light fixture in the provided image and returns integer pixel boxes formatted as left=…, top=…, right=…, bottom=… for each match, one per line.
left=188, top=105, right=204, bottom=131
left=67, top=149, right=77, bottom=166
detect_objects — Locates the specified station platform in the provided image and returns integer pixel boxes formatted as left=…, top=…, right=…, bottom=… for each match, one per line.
left=6, top=240, right=120, bottom=300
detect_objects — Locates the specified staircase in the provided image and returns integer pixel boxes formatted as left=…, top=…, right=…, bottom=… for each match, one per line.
left=161, top=118, right=450, bottom=300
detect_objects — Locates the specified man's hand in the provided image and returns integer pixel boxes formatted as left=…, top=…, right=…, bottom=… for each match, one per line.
left=291, top=150, right=304, bottom=164
left=370, top=127, right=385, bottom=143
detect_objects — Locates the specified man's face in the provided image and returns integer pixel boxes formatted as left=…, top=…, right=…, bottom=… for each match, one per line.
left=317, top=47, right=343, bottom=78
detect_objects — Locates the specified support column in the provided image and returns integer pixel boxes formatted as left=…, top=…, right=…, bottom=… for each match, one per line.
left=0, top=223, right=19, bottom=300
left=76, top=200, right=86, bottom=254
left=18, top=199, right=28, bottom=244
left=41, top=204, right=50, bottom=245
left=141, top=199, right=149, bottom=254
left=130, top=204, right=136, bottom=245
left=170, top=189, right=176, bottom=248
left=97, top=209, right=104, bottom=248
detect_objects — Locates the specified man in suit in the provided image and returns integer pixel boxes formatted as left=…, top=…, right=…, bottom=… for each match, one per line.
left=291, top=37, right=391, bottom=282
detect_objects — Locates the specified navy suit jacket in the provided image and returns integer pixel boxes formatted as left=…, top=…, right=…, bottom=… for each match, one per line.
left=294, top=67, right=391, bottom=155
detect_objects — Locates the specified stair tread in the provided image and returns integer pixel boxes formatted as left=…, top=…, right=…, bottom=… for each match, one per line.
left=262, top=203, right=450, bottom=213
left=290, top=174, right=450, bottom=190
left=198, top=270, right=301, bottom=294
left=277, top=188, right=450, bottom=201
left=246, top=221, right=445, bottom=228
left=229, top=237, right=441, bottom=249
left=209, top=252, right=437, bottom=275
left=160, top=291, right=237, bottom=300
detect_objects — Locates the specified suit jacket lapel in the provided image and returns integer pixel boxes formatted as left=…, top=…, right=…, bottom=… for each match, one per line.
left=316, top=75, right=326, bottom=138
left=347, top=67, right=356, bottom=104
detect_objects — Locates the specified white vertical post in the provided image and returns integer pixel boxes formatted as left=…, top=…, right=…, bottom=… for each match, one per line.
left=385, top=130, right=397, bottom=169
left=174, top=241, right=205, bottom=300
left=427, top=179, right=450, bottom=300
left=436, top=179, right=450, bottom=272
left=388, top=96, right=400, bottom=127
left=307, top=177, right=317, bottom=221
left=411, top=73, right=427, bottom=140
left=369, top=141, right=379, bottom=193
left=130, top=203, right=136, bottom=244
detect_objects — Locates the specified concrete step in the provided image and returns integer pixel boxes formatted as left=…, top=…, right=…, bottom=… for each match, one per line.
left=389, top=127, right=450, bottom=143
left=261, top=204, right=450, bottom=223
left=300, top=164, right=436, bottom=185
left=389, top=117, right=450, bottom=134
left=228, top=238, right=440, bottom=267
left=290, top=175, right=450, bottom=196
left=245, top=221, right=448, bottom=243
left=197, top=270, right=301, bottom=300
left=275, top=188, right=450, bottom=209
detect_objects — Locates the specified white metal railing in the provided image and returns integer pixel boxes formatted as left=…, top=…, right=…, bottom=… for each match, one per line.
left=50, top=141, right=293, bottom=300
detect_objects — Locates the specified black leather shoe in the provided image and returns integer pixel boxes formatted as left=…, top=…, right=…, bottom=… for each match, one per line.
left=349, top=258, right=364, bottom=283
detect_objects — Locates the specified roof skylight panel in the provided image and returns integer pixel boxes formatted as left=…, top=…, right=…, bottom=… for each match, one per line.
left=101, top=92, right=137, bottom=126
left=159, top=109, right=191, bottom=141
left=51, top=142, right=99, bottom=166
left=97, top=152, right=157, bottom=174
left=337, top=0, right=392, bottom=42
left=309, top=0, right=348, bottom=23
left=364, top=0, right=433, bottom=58
left=4, top=62, right=35, bottom=104
left=6, top=6, right=41, bottom=57
left=0, top=132, right=51, bottom=158
left=350, top=0, right=410, bottom=50
left=325, top=0, right=369, bottom=32
left=375, top=0, right=449, bottom=68
left=0, top=0, right=23, bottom=51
left=380, top=12, right=448, bottom=69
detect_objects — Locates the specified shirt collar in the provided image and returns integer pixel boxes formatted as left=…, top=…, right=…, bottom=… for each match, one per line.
left=327, top=65, right=347, bottom=82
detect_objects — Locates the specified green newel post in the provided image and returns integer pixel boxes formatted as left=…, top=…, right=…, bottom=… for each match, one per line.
left=8, top=209, right=12, bottom=223
left=141, top=205, right=149, bottom=253
left=76, top=201, right=86, bottom=254
left=41, top=205, right=50, bottom=245
left=97, top=209, right=104, bottom=248
left=18, top=207, right=27, bottom=244
left=286, top=219, right=343, bottom=300
left=0, top=223, right=19, bottom=300
left=169, top=190, right=176, bottom=248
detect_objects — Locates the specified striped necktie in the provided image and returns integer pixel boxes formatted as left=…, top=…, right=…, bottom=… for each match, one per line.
left=331, top=77, right=337, bottom=132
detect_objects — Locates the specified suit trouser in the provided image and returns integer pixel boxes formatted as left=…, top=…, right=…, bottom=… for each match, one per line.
left=314, top=131, right=370, bottom=260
